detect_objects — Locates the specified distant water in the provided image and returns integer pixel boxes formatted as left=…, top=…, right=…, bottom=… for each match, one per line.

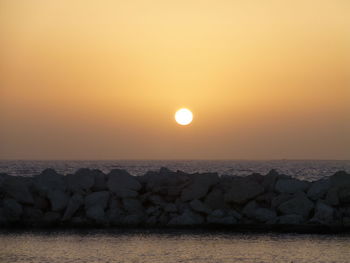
left=1, top=229, right=350, bottom=263
left=1, top=160, right=350, bottom=181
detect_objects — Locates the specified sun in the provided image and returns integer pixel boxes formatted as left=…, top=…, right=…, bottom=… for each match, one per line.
left=175, top=108, right=193, bottom=125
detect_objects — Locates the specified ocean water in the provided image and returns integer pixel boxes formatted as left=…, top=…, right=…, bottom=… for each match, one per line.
left=1, top=159, right=350, bottom=181
left=1, top=229, right=350, bottom=263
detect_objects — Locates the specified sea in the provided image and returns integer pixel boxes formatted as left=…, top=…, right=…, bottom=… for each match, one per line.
left=1, top=159, right=350, bottom=181
left=1, top=160, right=350, bottom=263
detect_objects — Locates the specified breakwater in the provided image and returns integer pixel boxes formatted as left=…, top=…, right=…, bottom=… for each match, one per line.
left=1, top=168, right=350, bottom=232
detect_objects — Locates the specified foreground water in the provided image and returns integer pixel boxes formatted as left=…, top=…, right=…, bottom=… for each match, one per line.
left=1, top=229, right=350, bottom=263
left=1, top=160, right=350, bottom=181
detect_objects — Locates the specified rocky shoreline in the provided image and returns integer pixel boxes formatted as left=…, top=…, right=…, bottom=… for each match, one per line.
left=1, top=168, right=350, bottom=232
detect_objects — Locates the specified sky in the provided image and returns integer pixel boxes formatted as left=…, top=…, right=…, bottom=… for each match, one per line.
left=0, top=0, right=349, bottom=160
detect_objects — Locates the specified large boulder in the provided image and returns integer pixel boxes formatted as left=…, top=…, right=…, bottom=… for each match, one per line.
left=242, top=201, right=276, bottom=222
left=122, top=198, right=144, bottom=214
left=91, top=170, right=107, bottom=191
left=275, top=178, right=309, bottom=194
left=2, top=176, right=34, bottom=205
left=224, top=178, right=264, bottom=204
left=142, top=168, right=189, bottom=197
left=207, top=213, right=237, bottom=225
left=307, top=179, right=330, bottom=201
left=85, top=191, right=110, bottom=210
left=181, top=173, right=219, bottom=201
left=65, top=169, right=95, bottom=193
left=190, top=199, right=212, bottom=215
left=276, top=214, right=305, bottom=225
left=33, top=169, right=66, bottom=196
left=63, top=194, right=84, bottom=221
left=3, top=198, right=23, bottom=221
left=48, top=190, right=69, bottom=212
left=338, top=186, right=350, bottom=203
left=330, top=171, right=350, bottom=188
left=204, top=188, right=226, bottom=210
left=168, top=209, right=205, bottom=226
left=86, top=206, right=106, bottom=224
left=310, top=201, right=334, bottom=225
left=278, top=192, right=314, bottom=218
left=107, top=169, right=141, bottom=198
left=43, top=212, right=61, bottom=225
left=23, top=206, right=44, bottom=224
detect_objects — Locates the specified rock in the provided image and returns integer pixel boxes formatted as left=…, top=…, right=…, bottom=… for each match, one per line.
left=148, top=195, right=165, bottom=206
left=311, top=201, right=334, bottom=224
left=181, top=173, right=219, bottom=201
left=63, top=194, right=84, bottom=221
left=275, top=178, right=309, bottom=194
left=2, top=176, right=34, bottom=205
left=207, top=214, right=237, bottom=225
left=168, top=209, right=205, bottom=226
left=86, top=206, right=106, bottom=224
left=278, top=193, right=314, bottom=218
left=23, top=207, right=44, bottom=223
left=85, top=191, right=110, bottom=210
left=164, top=203, right=178, bottom=213
left=262, top=170, right=280, bottom=192
left=210, top=209, right=225, bottom=218
left=107, top=207, right=125, bottom=225
left=122, top=198, right=144, bottom=214
left=190, top=199, right=212, bottom=214
left=3, top=198, right=23, bottom=221
left=224, top=178, right=264, bottom=204
left=33, top=196, right=50, bottom=211
left=277, top=214, right=305, bottom=225
left=338, top=186, right=350, bottom=203
left=107, top=169, right=141, bottom=198
left=242, top=201, right=276, bottom=222
left=343, top=217, right=350, bottom=227
left=227, top=209, right=242, bottom=220
left=204, top=188, right=226, bottom=210
left=330, top=171, right=350, bottom=188
left=33, top=169, right=65, bottom=196
left=48, top=190, right=69, bottom=212
left=325, top=187, right=339, bottom=206
left=65, top=169, right=95, bottom=193
left=43, top=212, right=61, bottom=225
left=307, top=179, right=330, bottom=200
left=271, top=193, right=293, bottom=209
left=92, top=170, right=107, bottom=191
left=253, top=208, right=277, bottom=223
left=123, top=213, right=145, bottom=225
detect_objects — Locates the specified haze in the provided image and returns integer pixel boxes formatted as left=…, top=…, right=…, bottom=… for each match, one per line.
left=1, top=0, right=349, bottom=160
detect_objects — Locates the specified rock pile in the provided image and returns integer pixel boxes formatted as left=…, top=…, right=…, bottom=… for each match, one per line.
left=1, top=168, right=350, bottom=231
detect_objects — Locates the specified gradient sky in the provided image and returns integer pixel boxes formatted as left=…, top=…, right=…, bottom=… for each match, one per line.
left=1, top=0, right=349, bottom=160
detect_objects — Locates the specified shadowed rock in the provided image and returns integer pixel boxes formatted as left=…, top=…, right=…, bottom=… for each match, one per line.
left=181, top=173, right=219, bottom=201
left=278, top=192, right=314, bottom=218
left=2, top=176, right=34, bottom=205
left=275, top=178, right=309, bottom=194
left=224, top=178, right=264, bottom=204
left=107, top=169, right=141, bottom=198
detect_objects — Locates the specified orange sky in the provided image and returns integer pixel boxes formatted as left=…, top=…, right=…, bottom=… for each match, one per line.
left=1, top=0, right=349, bottom=160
